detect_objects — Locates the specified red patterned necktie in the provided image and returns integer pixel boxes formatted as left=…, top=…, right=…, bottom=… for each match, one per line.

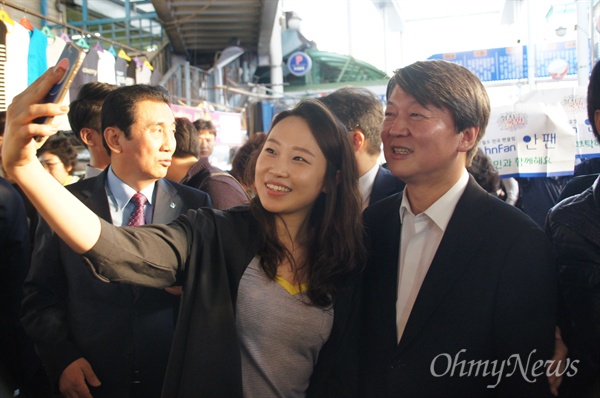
left=127, top=192, right=147, bottom=227
left=127, top=193, right=147, bottom=298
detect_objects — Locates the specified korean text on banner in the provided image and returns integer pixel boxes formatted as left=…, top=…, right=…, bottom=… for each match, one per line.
left=480, top=102, right=576, bottom=178
left=519, top=87, right=600, bottom=160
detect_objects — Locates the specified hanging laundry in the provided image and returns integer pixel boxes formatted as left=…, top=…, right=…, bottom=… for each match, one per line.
left=47, top=33, right=67, bottom=67
left=3, top=18, right=29, bottom=111
left=0, top=9, right=14, bottom=27
left=19, top=17, right=33, bottom=31
left=117, top=48, right=131, bottom=61
left=126, top=57, right=136, bottom=85
left=59, top=32, right=72, bottom=43
left=136, top=59, right=151, bottom=84
left=97, top=45, right=116, bottom=84
left=115, top=53, right=127, bottom=86
left=70, top=48, right=99, bottom=100
left=27, top=27, right=48, bottom=85
left=41, top=26, right=55, bottom=39
left=75, top=36, right=89, bottom=50
left=0, top=21, right=7, bottom=111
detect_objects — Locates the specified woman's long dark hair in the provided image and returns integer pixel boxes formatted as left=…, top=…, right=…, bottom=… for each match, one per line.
left=250, top=99, right=366, bottom=307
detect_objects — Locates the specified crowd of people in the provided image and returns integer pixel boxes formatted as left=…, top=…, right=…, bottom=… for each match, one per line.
left=0, top=58, right=598, bottom=398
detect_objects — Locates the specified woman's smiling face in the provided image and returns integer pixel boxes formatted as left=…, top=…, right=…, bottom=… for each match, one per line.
left=254, top=115, right=327, bottom=222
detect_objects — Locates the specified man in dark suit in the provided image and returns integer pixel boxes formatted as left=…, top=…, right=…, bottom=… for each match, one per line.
left=360, top=60, right=557, bottom=397
left=21, top=85, right=211, bottom=398
left=319, top=87, right=404, bottom=209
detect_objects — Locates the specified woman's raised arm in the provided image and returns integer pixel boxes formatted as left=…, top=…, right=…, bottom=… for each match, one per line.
left=2, top=67, right=101, bottom=253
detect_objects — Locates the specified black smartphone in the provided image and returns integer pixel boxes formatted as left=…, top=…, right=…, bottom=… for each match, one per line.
left=33, top=42, right=86, bottom=126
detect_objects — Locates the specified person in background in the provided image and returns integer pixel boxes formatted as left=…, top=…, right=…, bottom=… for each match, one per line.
left=319, top=87, right=405, bottom=210
left=166, top=117, right=248, bottom=209
left=21, top=84, right=212, bottom=398
left=515, top=176, right=569, bottom=227
left=0, top=176, right=34, bottom=398
left=37, top=134, right=80, bottom=185
left=467, top=147, right=501, bottom=195
left=229, top=132, right=267, bottom=198
left=545, top=59, right=600, bottom=398
left=68, top=82, right=117, bottom=179
left=3, top=68, right=365, bottom=397
left=194, top=118, right=217, bottom=158
left=360, top=60, right=557, bottom=397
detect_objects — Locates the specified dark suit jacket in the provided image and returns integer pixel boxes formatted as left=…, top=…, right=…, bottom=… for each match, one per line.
left=21, top=171, right=211, bottom=398
left=360, top=176, right=556, bottom=397
left=0, top=178, right=32, bottom=392
left=369, top=166, right=405, bottom=206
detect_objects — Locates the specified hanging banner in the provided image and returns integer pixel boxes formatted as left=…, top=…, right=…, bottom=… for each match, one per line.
left=481, top=102, right=576, bottom=177
left=519, top=87, right=599, bottom=159
left=170, top=104, right=244, bottom=146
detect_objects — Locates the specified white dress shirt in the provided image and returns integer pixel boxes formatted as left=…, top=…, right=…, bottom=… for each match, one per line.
left=358, top=163, right=379, bottom=210
left=105, top=166, right=156, bottom=226
left=396, top=170, right=469, bottom=342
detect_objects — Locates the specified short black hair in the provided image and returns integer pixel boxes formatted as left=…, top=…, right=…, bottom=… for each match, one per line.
left=319, top=87, right=384, bottom=156
left=68, top=82, right=117, bottom=148
left=173, top=117, right=200, bottom=158
left=101, top=85, right=171, bottom=154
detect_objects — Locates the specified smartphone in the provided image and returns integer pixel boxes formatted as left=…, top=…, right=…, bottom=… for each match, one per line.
left=34, top=42, right=86, bottom=125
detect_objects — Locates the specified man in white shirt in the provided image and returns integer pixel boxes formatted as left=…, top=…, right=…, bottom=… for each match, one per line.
left=360, top=60, right=557, bottom=397
left=319, top=87, right=404, bottom=210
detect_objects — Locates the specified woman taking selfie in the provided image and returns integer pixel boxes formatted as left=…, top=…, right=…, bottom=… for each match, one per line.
left=2, top=68, right=365, bottom=398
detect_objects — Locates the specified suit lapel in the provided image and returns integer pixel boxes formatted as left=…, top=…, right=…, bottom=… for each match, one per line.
left=397, top=177, right=490, bottom=353
left=365, top=195, right=403, bottom=349
left=151, top=179, right=180, bottom=224
left=371, top=167, right=404, bottom=205
left=76, top=171, right=113, bottom=222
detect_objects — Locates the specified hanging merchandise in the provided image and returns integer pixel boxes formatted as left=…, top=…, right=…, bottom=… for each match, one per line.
left=19, top=16, right=33, bottom=31
left=97, top=44, right=116, bottom=84
left=70, top=47, right=99, bottom=100
left=117, top=48, right=131, bottom=61
left=0, top=9, right=14, bottom=26
left=3, top=11, right=29, bottom=112
left=41, top=26, right=55, bottom=39
left=135, top=57, right=151, bottom=84
left=0, top=21, right=7, bottom=111
left=47, top=31, right=67, bottom=67
left=75, top=36, right=89, bottom=50
left=27, top=26, right=48, bottom=85
left=115, top=50, right=127, bottom=86
left=126, top=55, right=136, bottom=85
left=59, top=32, right=72, bottom=43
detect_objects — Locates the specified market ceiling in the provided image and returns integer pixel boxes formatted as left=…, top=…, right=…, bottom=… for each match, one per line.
left=151, top=0, right=279, bottom=60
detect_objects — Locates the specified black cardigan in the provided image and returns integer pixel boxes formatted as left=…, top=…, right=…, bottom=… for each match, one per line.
left=84, top=205, right=361, bottom=397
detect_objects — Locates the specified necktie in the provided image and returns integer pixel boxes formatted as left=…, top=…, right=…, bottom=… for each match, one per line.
left=126, top=193, right=147, bottom=299
left=127, top=193, right=147, bottom=227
